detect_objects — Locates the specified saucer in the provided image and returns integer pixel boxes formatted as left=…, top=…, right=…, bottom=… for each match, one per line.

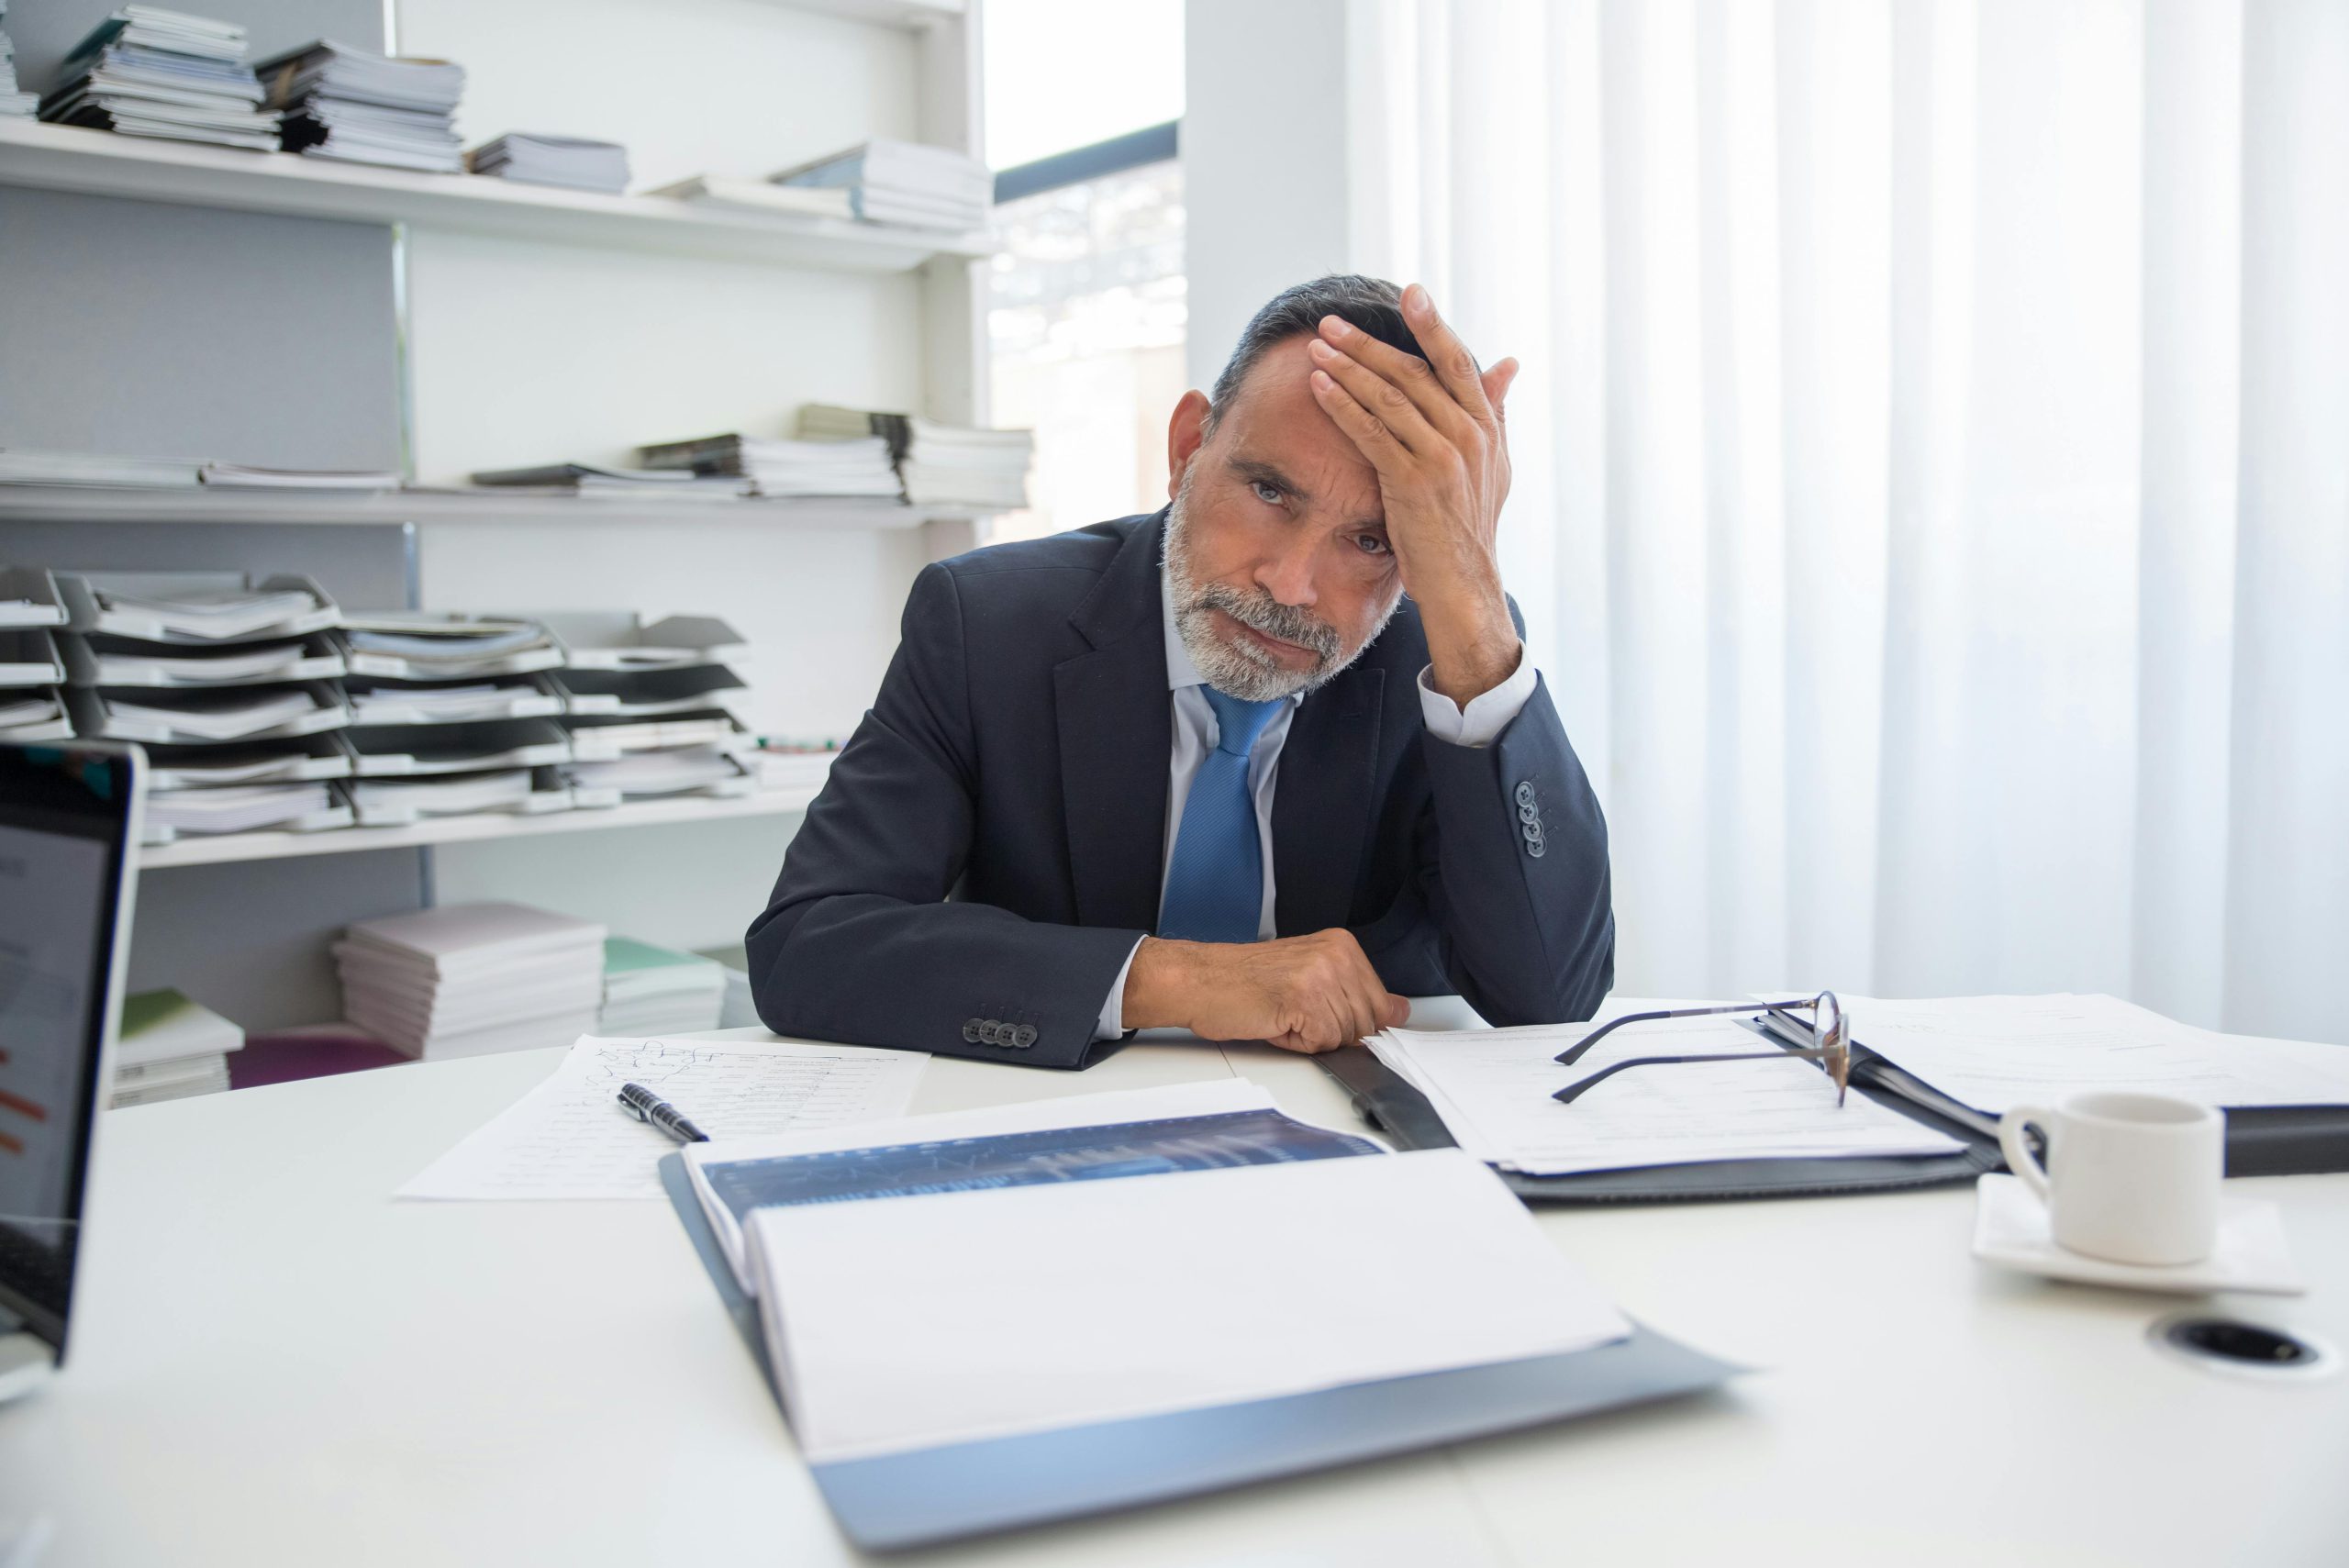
left=1972, top=1174, right=2306, bottom=1296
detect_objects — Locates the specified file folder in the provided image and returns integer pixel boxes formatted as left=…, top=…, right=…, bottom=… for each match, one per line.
left=658, top=1153, right=1742, bottom=1552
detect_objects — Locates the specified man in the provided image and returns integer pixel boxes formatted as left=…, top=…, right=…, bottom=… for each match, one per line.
left=747, top=274, right=1613, bottom=1066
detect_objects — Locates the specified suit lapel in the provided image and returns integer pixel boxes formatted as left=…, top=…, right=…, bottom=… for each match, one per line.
left=1054, top=514, right=1173, bottom=931
left=1273, top=664, right=1384, bottom=935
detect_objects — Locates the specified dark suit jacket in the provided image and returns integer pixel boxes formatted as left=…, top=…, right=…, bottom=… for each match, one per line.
left=746, top=508, right=1614, bottom=1068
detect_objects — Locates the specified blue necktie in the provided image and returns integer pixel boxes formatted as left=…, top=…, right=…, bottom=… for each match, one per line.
left=1158, top=687, right=1283, bottom=943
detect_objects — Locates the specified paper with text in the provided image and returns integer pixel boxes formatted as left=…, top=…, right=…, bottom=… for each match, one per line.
left=397, top=1034, right=929, bottom=1201
left=1372, top=999, right=1965, bottom=1175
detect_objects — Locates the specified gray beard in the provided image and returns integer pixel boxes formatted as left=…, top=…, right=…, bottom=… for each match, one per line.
left=1161, top=466, right=1401, bottom=703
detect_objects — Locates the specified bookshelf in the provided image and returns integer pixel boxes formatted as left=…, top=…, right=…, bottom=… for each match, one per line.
left=0, top=484, right=993, bottom=529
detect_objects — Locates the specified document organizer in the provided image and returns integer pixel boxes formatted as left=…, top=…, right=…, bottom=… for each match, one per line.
left=658, top=1154, right=1742, bottom=1553
left=1321, top=1028, right=2349, bottom=1205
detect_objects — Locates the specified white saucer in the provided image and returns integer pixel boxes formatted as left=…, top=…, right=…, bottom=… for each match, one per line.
left=1971, top=1173, right=2306, bottom=1296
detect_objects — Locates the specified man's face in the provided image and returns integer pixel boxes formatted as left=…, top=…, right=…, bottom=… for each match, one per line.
left=1163, top=336, right=1406, bottom=702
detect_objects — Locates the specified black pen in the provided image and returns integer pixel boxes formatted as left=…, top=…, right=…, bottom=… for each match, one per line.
left=617, top=1081, right=710, bottom=1143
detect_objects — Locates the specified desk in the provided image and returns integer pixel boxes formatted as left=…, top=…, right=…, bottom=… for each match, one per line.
left=5, top=1028, right=2346, bottom=1567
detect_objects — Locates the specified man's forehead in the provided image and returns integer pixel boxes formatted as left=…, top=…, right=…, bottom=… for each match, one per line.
left=1214, top=337, right=1384, bottom=520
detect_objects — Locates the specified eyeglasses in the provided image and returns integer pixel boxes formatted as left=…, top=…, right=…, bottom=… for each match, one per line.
left=1551, top=992, right=1851, bottom=1106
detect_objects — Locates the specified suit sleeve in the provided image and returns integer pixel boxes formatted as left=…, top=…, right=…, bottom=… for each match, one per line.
left=744, top=563, right=1144, bottom=1067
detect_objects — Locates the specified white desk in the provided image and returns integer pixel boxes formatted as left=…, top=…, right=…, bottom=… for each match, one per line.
left=5, top=1029, right=2345, bottom=1567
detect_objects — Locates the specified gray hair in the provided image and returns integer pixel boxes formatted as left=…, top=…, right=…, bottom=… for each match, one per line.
left=1203, top=273, right=1445, bottom=434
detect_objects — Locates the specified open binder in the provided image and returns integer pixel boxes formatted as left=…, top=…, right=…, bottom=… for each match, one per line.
left=1320, top=1023, right=2349, bottom=1205
left=658, top=1153, right=1741, bottom=1552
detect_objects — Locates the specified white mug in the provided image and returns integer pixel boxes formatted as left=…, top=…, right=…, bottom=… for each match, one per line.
left=1997, top=1091, right=2224, bottom=1267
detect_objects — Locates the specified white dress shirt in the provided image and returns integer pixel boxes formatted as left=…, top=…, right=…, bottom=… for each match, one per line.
left=1092, top=591, right=1541, bottom=1037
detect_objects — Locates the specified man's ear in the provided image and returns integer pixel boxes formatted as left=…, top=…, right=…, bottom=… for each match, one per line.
left=1166, top=389, right=1212, bottom=501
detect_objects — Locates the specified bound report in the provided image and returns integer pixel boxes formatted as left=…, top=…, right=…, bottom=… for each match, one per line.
left=661, top=1079, right=1739, bottom=1549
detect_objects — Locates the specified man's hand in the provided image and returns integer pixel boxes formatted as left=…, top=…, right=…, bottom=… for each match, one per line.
left=1305, top=284, right=1523, bottom=706
left=1120, top=929, right=1411, bottom=1054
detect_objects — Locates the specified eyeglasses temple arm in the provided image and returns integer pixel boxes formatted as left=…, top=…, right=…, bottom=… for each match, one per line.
left=1553, top=999, right=1818, bottom=1066
left=1553, top=1049, right=1833, bottom=1104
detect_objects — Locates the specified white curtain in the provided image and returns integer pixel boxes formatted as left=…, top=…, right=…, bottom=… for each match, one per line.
left=1344, top=0, right=2348, bottom=1042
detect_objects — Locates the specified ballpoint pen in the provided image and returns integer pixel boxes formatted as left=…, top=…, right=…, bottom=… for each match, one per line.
left=616, top=1081, right=710, bottom=1143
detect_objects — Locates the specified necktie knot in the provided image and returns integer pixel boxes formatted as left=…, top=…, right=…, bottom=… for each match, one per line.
left=1202, top=686, right=1281, bottom=760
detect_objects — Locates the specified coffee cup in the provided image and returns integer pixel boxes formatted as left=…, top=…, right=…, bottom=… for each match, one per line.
left=1997, top=1091, right=2223, bottom=1267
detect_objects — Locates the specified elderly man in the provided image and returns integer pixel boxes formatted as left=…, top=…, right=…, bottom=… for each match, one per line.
left=748, top=274, right=1613, bottom=1066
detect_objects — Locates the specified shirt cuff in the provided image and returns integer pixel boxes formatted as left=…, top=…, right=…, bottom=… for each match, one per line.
left=1417, top=647, right=1537, bottom=748
left=1095, top=936, right=1146, bottom=1040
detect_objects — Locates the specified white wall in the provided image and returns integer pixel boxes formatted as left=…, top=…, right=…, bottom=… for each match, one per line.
left=393, top=0, right=956, bottom=951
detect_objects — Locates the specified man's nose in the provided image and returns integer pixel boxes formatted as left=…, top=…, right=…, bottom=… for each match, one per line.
left=1252, top=528, right=1320, bottom=609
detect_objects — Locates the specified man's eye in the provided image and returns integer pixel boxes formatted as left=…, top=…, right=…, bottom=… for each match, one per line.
left=1250, top=480, right=1283, bottom=506
left=1354, top=533, right=1391, bottom=556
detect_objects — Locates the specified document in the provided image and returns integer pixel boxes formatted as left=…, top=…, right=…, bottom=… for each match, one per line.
left=1842, top=994, right=2349, bottom=1115
left=749, top=1147, right=1631, bottom=1462
left=1372, top=1000, right=1967, bottom=1175
left=397, top=1034, right=929, bottom=1201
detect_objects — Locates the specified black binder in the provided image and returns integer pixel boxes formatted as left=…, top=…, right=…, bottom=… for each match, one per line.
left=1319, top=1029, right=2349, bottom=1205
left=658, top=1153, right=1743, bottom=1552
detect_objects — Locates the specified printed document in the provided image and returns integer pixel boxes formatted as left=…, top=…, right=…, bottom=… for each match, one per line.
left=1372, top=999, right=1965, bottom=1175
left=397, top=1034, right=928, bottom=1200
left=749, top=1147, right=1631, bottom=1462
left=1841, top=994, right=2349, bottom=1115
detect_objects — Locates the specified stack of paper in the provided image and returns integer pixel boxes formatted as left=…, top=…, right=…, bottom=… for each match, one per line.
left=345, top=677, right=561, bottom=726
left=770, top=137, right=992, bottom=231
left=62, top=629, right=342, bottom=687
left=39, top=7, right=279, bottom=151
left=749, top=742, right=838, bottom=794
left=88, top=685, right=329, bottom=740
left=338, top=615, right=562, bottom=680
left=598, top=938, right=727, bottom=1036
left=567, top=744, right=749, bottom=800
left=142, top=778, right=340, bottom=838
left=0, top=449, right=202, bottom=488
left=0, top=3, right=38, bottom=117
left=111, top=988, right=242, bottom=1107
left=255, top=40, right=465, bottom=172
left=646, top=173, right=852, bottom=221
left=694, top=944, right=762, bottom=1029
left=348, top=768, right=540, bottom=823
left=336, top=902, right=607, bottom=1060
left=197, top=462, right=401, bottom=490
left=466, top=132, right=629, bottom=193
left=634, top=432, right=901, bottom=500
left=468, top=462, right=749, bottom=501
left=1369, top=1000, right=1967, bottom=1176
left=0, top=688, right=72, bottom=741
left=798, top=404, right=1032, bottom=508
left=65, top=574, right=334, bottom=643
left=140, top=736, right=349, bottom=788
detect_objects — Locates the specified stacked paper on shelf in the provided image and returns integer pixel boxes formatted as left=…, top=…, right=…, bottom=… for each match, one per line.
left=645, top=173, right=852, bottom=220
left=255, top=40, right=464, bottom=172
left=141, top=736, right=349, bottom=788
left=535, top=613, right=747, bottom=672
left=343, top=717, right=568, bottom=775
left=750, top=743, right=838, bottom=794
left=770, top=137, right=991, bottom=230
left=39, top=7, right=279, bottom=151
left=346, top=677, right=560, bottom=726
left=0, top=449, right=202, bottom=488
left=0, top=567, right=63, bottom=628
left=92, top=684, right=335, bottom=740
left=339, top=615, right=562, bottom=679
left=598, top=938, right=727, bottom=1036
left=798, top=404, right=1032, bottom=508
left=0, top=628, right=62, bottom=685
left=568, top=745, right=747, bottom=799
left=197, top=462, right=402, bottom=490
left=635, top=432, right=901, bottom=500
left=349, top=768, right=542, bottom=823
left=466, top=132, right=629, bottom=193
left=552, top=664, right=746, bottom=717
left=695, top=944, right=762, bottom=1030
left=468, top=462, right=749, bottom=501
left=0, top=689, right=72, bottom=740
left=336, top=902, right=607, bottom=1061
left=1, top=4, right=38, bottom=117
left=63, top=573, right=335, bottom=642
left=112, top=988, right=243, bottom=1107
left=64, top=629, right=342, bottom=686
left=143, top=779, right=337, bottom=838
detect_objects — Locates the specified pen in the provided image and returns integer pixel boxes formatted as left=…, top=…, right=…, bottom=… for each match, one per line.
left=617, top=1081, right=710, bottom=1143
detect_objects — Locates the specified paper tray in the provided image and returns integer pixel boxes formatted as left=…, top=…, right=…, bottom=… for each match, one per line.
left=0, top=686, right=75, bottom=742
left=60, top=572, right=340, bottom=645
left=336, top=614, right=564, bottom=681
left=656, top=1153, right=1742, bottom=1553
left=0, top=566, right=67, bottom=629
left=342, top=765, right=574, bottom=827
left=562, top=707, right=752, bottom=758
left=341, top=717, right=572, bottom=775
left=344, top=673, right=565, bottom=727
left=143, top=733, right=351, bottom=788
left=551, top=662, right=748, bottom=716
left=67, top=681, right=351, bottom=745
left=528, top=611, right=749, bottom=671
left=62, top=629, right=345, bottom=688
left=0, top=628, right=64, bottom=686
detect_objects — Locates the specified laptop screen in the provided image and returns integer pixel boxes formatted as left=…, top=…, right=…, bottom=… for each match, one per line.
left=0, top=743, right=139, bottom=1358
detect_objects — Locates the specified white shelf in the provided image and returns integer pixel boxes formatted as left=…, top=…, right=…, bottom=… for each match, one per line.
left=0, top=120, right=994, bottom=272
left=139, top=786, right=821, bottom=869
left=771, top=0, right=967, bottom=26
left=0, top=485, right=993, bottom=529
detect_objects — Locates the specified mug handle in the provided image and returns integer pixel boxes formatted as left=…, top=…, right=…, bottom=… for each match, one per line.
left=1998, top=1104, right=2058, bottom=1204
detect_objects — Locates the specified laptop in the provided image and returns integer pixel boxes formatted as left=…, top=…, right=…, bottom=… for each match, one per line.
left=0, top=740, right=144, bottom=1403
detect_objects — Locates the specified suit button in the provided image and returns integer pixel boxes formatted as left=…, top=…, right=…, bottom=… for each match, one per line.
left=1519, top=804, right=1541, bottom=824
left=1527, top=837, right=1546, bottom=859
left=983, top=1019, right=1006, bottom=1045
left=961, top=1018, right=983, bottom=1042
left=1013, top=1023, right=1038, bottom=1049
left=1514, top=780, right=1536, bottom=807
